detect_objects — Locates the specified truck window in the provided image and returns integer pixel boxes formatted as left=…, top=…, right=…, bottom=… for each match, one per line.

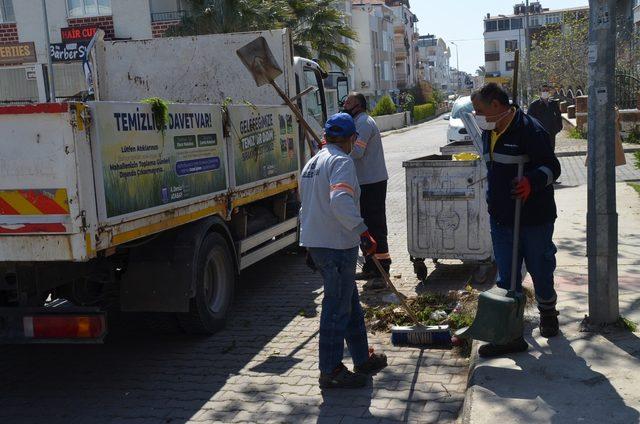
left=302, top=68, right=326, bottom=128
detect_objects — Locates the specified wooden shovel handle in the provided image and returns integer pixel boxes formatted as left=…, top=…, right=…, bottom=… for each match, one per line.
left=371, top=257, right=422, bottom=326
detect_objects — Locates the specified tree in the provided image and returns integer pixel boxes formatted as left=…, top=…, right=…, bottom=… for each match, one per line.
left=168, top=0, right=356, bottom=71
left=529, top=12, right=589, bottom=92
left=476, top=66, right=486, bottom=77
left=283, top=0, right=357, bottom=71
left=167, top=0, right=290, bottom=36
left=528, top=10, right=639, bottom=94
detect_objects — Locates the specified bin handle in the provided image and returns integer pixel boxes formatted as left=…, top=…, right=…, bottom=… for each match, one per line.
left=422, top=189, right=475, bottom=199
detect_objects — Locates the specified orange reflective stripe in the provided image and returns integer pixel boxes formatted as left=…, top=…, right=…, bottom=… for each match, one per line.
left=374, top=252, right=391, bottom=260
left=355, top=140, right=367, bottom=148
left=0, top=189, right=69, bottom=216
left=330, top=183, right=355, bottom=197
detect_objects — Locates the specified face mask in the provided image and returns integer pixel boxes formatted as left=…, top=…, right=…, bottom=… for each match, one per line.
left=342, top=105, right=360, bottom=117
left=475, top=109, right=511, bottom=131
left=541, top=91, right=550, bottom=100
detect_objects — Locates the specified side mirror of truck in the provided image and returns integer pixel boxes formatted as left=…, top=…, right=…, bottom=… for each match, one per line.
left=337, top=76, right=349, bottom=107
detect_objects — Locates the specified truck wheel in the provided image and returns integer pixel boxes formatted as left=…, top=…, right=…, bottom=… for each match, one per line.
left=178, top=233, right=235, bottom=335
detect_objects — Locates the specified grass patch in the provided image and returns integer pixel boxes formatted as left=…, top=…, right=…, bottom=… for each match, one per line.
left=624, top=127, right=640, bottom=145
left=634, top=151, right=640, bottom=170
left=618, top=316, right=638, bottom=332
left=568, top=127, right=587, bottom=140
left=629, top=183, right=640, bottom=197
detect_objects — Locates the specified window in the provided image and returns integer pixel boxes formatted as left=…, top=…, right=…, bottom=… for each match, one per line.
left=505, top=40, right=518, bottom=52
left=302, top=69, right=324, bottom=129
left=511, top=18, right=523, bottom=29
left=485, top=20, right=497, bottom=32
left=506, top=61, right=516, bottom=71
left=0, top=0, right=14, bottom=22
left=498, top=19, right=510, bottom=31
left=545, top=14, right=561, bottom=25
left=68, top=0, right=111, bottom=18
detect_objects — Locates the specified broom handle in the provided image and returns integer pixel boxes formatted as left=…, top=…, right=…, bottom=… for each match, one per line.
left=371, top=257, right=422, bottom=326
left=510, top=162, right=525, bottom=293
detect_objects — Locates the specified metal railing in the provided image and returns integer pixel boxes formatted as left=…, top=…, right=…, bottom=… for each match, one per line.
left=151, top=10, right=186, bottom=23
left=615, top=72, right=640, bottom=109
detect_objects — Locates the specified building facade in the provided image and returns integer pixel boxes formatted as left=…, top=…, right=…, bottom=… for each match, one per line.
left=483, top=2, right=589, bottom=85
left=0, top=0, right=186, bottom=103
left=351, top=2, right=397, bottom=107
left=417, top=34, right=450, bottom=93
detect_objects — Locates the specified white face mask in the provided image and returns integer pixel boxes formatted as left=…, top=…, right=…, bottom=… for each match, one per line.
left=474, top=109, right=512, bottom=131
left=541, top=91, right=550, bottom=100
left=474, top=115, right=496, bottom=131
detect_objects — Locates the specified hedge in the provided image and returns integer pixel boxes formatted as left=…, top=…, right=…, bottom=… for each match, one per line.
left=370, top=95, right=397, bottom=117
left=413, top=103, right=436, bottom=122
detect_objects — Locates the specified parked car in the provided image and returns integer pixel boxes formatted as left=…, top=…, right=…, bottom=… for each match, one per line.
left=444, top=95, right=474, bottom=144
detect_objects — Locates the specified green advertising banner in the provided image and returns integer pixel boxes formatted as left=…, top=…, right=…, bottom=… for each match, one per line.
left=227, top=105, right=299, bottom=187
left=92, top=102, right=227, bottom=219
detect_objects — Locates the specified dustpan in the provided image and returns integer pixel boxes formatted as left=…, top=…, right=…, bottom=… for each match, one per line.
left=237, top=37, right=322, bottom=150
left=456, top=161, right=526, bottom=345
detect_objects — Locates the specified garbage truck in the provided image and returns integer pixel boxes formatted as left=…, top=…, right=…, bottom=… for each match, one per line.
left=0, top=29, right=349, bottom=343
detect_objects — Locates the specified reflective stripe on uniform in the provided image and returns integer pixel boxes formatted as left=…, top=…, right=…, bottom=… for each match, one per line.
left=491, top=153, right=530, bottom=165
left=355, top=140, right=367, bottom=149
left=330, top=183, right=355, bottom=197
left=374, top=252, right=391, bottom=260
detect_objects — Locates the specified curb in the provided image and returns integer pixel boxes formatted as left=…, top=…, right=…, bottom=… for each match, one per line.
left=556, top=146, right=640, bottom=158
left=381, top=113, right=449, bottom=138
left=458, top=340, right=481, bottom=424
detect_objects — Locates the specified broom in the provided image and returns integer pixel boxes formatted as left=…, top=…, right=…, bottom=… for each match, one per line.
left=370, top=257, right=451, bottom=346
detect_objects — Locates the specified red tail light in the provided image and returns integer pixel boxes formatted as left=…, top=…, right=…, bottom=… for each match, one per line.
left=23, top=315, right=106, bottom=339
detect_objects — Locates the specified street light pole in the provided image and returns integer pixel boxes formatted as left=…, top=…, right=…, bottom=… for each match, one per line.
left=451, top=41, right=460, bottom=93
left=524, top=0, right=531, bottom=106
left=41, top=0, right=56, bottom=102
left=587, top=0, right=619, bottom=325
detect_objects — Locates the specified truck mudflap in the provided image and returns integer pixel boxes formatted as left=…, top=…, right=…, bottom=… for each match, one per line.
left=0, top=304, right=106, bottom=344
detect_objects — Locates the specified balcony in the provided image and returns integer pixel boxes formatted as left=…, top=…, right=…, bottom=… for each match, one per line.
left=151, top=10, right=187, bottom=22
left=485, top=51, right=500, bottom=62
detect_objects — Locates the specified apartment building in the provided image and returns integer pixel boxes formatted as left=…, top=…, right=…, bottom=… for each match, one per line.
left=483, top=2, right=588, bottom=85
left=635, top=0, right=640, bottom=29
left=0, top=0, right=186, bottom=103
left=351, top=2, right=397, bottom=107
left=417, top=34, right=450, bottom=93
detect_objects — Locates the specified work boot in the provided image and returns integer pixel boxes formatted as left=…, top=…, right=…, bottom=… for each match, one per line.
left=478, top=337, right=528, bottom=358
left=355, top=269, right=378, bottom=280
left=354, top=348, right=388, bottom=375
left=319, top=363, right=368, bottom=389
left=539, top=309, right=559, bottom=338
left=363, top=278, right=387, bottom=291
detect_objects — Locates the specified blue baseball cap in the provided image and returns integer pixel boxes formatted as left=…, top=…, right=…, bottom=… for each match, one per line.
left=324, top=113, right=357, bottom=137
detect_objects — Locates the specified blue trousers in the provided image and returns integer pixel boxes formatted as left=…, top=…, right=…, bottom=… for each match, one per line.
left=490, top=219, right=558, bottom=311
left=308, top=247, right=369, bottom=374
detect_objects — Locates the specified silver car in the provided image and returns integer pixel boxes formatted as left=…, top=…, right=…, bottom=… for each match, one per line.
left=445, top=96, right=474, bottom=144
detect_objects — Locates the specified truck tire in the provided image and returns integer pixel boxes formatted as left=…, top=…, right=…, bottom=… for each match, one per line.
left=178, top=232, right=235, bottom=334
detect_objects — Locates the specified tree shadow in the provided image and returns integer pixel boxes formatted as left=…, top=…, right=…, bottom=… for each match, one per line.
left=470, top=324, right=640, bottom=423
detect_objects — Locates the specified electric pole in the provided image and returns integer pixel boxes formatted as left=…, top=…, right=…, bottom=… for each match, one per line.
left=587, top=0, right=619, bottom=325
left=41, top=0, right=56, bottom=102
left=524, top=0, right=531, bottom=107
left=451, top=41, right=460, bottom=94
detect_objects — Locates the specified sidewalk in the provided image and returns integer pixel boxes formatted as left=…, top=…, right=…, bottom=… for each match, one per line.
left=462, top=182, right=640, bottom=423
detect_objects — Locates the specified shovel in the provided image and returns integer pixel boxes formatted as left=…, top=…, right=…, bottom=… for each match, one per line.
left=455, top=162, right=526, bottom=345
left=237, top=37, right=323, bottom=153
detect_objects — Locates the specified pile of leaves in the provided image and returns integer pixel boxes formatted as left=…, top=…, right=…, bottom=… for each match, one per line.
left=364, top=287, right=479, bottom=333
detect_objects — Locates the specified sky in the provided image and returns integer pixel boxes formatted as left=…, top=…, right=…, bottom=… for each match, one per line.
left=411, top=0, right=589, bottom=74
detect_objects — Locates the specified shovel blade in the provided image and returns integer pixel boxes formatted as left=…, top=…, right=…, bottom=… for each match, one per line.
left=455, top=287, right=525, bottom=345
left=236, top=36, right=283, bottom=87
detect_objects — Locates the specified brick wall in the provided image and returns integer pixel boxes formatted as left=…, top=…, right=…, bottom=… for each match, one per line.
left=67, top=16, right=114, bottom=40
left=0, top=23, right=18, bottom=44
left=151, top=20, right=180, bottom=38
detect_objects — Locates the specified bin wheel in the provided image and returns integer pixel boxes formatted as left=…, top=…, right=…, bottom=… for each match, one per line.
left=178, top=233, right=235, bottom=335
left=411, top=257, right=429, bottom=282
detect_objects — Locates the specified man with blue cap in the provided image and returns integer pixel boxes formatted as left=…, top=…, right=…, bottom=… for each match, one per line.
left=299, top=112, right=387, bottom=389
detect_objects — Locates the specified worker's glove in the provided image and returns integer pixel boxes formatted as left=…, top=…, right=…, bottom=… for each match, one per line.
left=305, top=251, right=317, bottom=272
left=511, top=176, right=532, bottom=202
left=360, top=231, right=378, bottom=257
